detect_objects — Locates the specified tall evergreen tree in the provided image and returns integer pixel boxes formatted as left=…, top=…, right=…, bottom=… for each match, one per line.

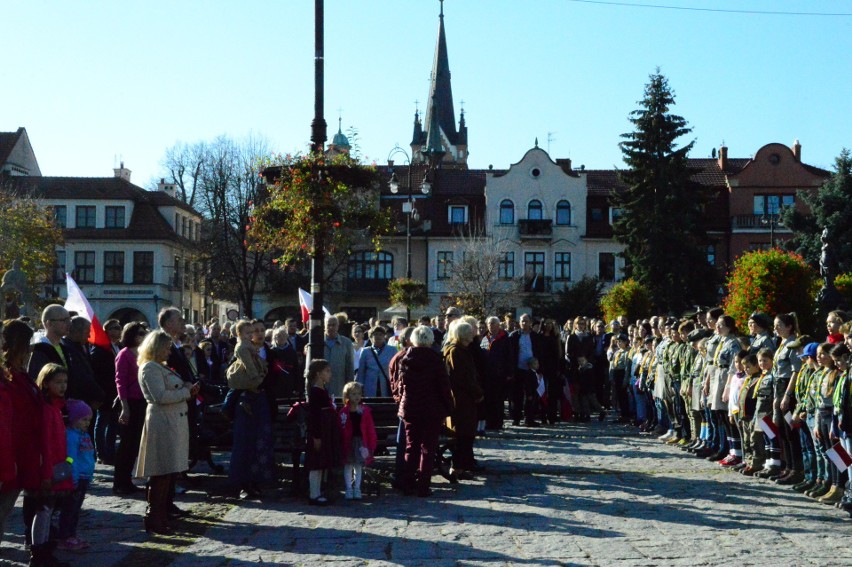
left=612, top=71, right=716, bottom=314
left=782, top=148, right=852, bottom=273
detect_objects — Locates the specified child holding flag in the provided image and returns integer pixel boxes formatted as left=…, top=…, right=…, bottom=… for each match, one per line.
left=811, top=343, right=840, bottom=501
left=753, top=349, right=781, bottom=478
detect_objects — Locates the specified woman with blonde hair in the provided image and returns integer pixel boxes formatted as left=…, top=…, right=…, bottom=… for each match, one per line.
left=443, top=321, right=484, bottom=478
left=135, top=330, right=199, bottom=535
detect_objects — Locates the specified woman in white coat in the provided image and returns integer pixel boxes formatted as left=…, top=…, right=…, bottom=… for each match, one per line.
left=135, top=330, right=199, bottom=535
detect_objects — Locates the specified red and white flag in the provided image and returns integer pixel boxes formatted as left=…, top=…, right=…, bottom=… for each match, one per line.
left=297, top=288, right=331, bottom=324
left=826, top=442, right=852, bottom=473
left=758, top=415, right=779, bottom=440
left=64, top=273, right=111, bottom=350
left=783, top=411, right=801, bottom=430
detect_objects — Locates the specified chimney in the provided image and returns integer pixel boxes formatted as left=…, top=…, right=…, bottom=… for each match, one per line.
left=113, top=161, right=131, bottom=182
left=157, top=177, right=177, bottom=199
left=556, top=158, right=572, bottom=172
left=718, top=144, right=728, bottom=171
left=792, top=139, right=801, bottom=162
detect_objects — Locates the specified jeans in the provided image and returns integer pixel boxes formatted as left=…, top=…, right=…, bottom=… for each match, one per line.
left=807, top=414, right=827, bottom=482
left=94, top=406, right=118, bottom=464
left=58, top=479, right=89, bottom=539
left=799, top=420, right=816, bottom=482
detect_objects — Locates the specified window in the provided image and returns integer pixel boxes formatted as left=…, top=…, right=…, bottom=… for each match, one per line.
left=348, top=251, right=393, bottom=280
left=74, top=251, right=95, bottom=283
left=556, top=200, right=571, bottom=225
left=105, top=206, right=125, bottom=228
left=75, top=206, right=96, bottom=228
left=498, top=252, right=514, bottom=279
left=174, top=213, right=180, bottom=231
left=707, top=245, right=716, bottom=266
left=133, top=251, right=154, bottom=284
left=184, top=259, right=191, bottom=289
left=555, top=252, right=572, bottom=281
left=527, top=200, right=543, bottom=220
left=599, top=253, right=616, bottom=282
left=590, top=207, right=604, bottom=222
left=754, top=194, right=795, bottom=215
left=609, top=207, right=624, bottom=225
left=524, top=252, right=545, bottom=291
left=448, top=205, right=467, bottom=225
left=53, top=206, right=67, bottom=228
left=499, top=200, right=514, bottom=225
left=182, top=217, right=188, bottom=238
left=437, top=251, right=453, bottom=279
left=54, top=250, right=66, bottom=283
left=104, top=251, right=125, bottom=283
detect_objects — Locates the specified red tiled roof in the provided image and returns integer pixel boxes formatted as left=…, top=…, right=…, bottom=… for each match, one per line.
left=11, top=176, right=198, bottom=214
left=6, top=176, right=199, bottom=243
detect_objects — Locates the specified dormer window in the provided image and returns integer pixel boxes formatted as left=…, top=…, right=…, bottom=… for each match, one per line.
left=499, top=200, right=514, bottom=224
left=449, top=205, right=468, bottom=225
left=76, top=206, right=96, bottom=228
left=527, top=200, right=543, bottom=220
left=105, top=206, right=125, bottom=228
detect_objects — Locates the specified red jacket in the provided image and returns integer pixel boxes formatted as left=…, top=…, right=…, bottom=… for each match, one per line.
left=42, top=397, right=73, bottom=492
left=339, top=404, right=378, bottom=466
left=6, top=369, right=44, bottom=491
left=0, top=379, right=15, bottom=486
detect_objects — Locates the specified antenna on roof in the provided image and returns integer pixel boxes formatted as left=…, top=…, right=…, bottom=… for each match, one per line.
left=547, top=131, right=557, bottom=154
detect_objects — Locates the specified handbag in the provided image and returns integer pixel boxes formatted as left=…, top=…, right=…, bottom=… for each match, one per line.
left=226, top=356, right=263, bottom=390
left=52, top=458, right=73, bottom=484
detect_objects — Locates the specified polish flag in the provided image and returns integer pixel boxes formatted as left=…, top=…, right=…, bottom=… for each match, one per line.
left=297, top=288, right=331, bottom=324
left=783, top=411, right=800, bottom=430
left=826, top=443, right=852, bottom=473
left=758, top=415, right=778, bottom=440
left=64, top=273, right=112, bottom=350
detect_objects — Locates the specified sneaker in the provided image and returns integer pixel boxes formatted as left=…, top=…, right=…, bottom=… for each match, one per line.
left=658, top=430, right=672, bottom=441
left=819, top=486, right=844, bottom=504
left=808, top=483, right=831, bottom=499
left=793, top=480, right=815, bottom=493
left=720, top=456, right=742, bottom=468
left=666, top=436, right=681, bottom=445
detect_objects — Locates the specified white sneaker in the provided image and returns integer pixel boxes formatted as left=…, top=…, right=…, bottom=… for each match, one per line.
left=658, top=430, right=673, bottom=441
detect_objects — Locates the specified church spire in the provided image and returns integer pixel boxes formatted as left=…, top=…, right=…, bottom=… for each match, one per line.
left=411, top=1, right=466, bottom=166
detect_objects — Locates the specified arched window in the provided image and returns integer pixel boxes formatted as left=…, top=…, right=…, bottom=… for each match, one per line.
left=499, top=199, right=514, bottom=224
left=348, top=251, right=393, bottom=280
left=556, top=200, right=571, bottom=225
left=527, top=199, right=543, bottom=220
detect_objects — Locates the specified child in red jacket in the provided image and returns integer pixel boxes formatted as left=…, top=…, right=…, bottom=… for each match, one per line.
left=340, top=382, right=377, bottom=500
left=32, top=363, right=73, bottom=566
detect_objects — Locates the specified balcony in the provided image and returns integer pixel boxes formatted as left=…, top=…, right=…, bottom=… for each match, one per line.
left=518, top=219, right=553, bottom=240
left=523, top=275, right=552, bottom=293
left=346, top=277, right=391, bottom=294
left=732, top=214, right=787, bottom=231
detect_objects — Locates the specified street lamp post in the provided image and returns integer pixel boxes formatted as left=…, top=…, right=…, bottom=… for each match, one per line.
left=388, top=146, right=431, bottom=320
left=761, top=213, right=779, bottom=248
left=309, top=0, right=327, bottom=359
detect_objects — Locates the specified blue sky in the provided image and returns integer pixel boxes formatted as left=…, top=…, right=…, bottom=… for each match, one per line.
left=4, top=0, right=851, bottom=187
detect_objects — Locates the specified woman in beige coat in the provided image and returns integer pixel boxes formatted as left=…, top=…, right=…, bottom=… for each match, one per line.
left=135, top=330, right=198, bottom=535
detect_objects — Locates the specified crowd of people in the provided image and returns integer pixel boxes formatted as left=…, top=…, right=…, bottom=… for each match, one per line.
left=2, top=300, right=852, bottom=565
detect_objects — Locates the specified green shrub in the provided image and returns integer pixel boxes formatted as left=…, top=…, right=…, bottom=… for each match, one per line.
left=835, top=272, right=852, bottom=308
left=600, top=279, right=652, bottom=324
left=723, top=248, right=819, bottom=334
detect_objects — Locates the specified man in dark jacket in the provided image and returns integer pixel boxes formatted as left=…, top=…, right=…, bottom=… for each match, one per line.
left=90, top=319, right=122, bottom=464
left=61, top=316, right=106, bottom=410
left=509, top=313, right=542, bottom=427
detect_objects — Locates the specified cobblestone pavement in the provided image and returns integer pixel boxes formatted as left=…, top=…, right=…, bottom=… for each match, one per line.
left=1, top=421, right=849, bottom=566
